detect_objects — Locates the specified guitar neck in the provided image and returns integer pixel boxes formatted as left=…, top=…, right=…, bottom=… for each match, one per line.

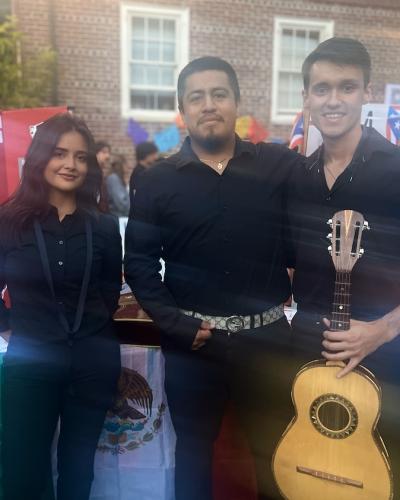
left=331, top=271, right=351, bottom=331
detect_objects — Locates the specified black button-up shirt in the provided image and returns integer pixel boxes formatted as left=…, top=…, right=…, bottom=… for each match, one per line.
left=0, top=207, right=122, bottom=342
left=124, top=136, right=299, bottom=347
left=288, top=127, right=400, bottom=321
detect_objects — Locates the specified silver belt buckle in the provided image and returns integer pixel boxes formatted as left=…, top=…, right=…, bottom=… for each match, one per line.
left=226, top=315, right=245, bottom=334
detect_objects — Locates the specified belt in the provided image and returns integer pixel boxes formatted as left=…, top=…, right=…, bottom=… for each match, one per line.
left=181, top=304, right=284, bottom=334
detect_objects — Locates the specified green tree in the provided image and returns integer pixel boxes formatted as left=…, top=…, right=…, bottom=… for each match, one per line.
left=0, top=17, right=56, bottom=109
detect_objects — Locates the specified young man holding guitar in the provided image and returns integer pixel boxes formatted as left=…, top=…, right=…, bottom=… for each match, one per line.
left=286, top=38, right=400, bottom=496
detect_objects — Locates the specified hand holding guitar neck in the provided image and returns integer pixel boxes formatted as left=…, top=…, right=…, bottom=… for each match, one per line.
left=321, top=316, right=392, bottom=378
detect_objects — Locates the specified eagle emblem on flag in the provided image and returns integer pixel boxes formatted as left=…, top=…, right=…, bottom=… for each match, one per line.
left=97, top=366, right=166, bottom=454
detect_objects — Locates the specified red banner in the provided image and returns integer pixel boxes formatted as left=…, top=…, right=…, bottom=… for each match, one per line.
left=0, top=106, right=67, bottom=203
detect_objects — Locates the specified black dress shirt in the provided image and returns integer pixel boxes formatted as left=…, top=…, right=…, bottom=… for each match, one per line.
left=288, top=127, right=400, bottom=321
left=124, top=136, right=300, bottom=348
left=129, top=164, right=146, bottom=217
left=0, top=207, right=122, bottom=342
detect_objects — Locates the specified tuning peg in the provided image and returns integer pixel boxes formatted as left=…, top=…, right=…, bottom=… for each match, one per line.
left=359, top=248, right=364, bottom=257
left=327, top=218, right=332, bottom=227
left=326, top=233, right=332, bottom=240
left=328, top=245, right=332, bottom=255
left=363, top=221, right=370, bottom=230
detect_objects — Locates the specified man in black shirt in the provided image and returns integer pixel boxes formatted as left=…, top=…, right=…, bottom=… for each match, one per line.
left=289, top=38, right=400, bottom=494
left=124, top=56, right=299, bottom=500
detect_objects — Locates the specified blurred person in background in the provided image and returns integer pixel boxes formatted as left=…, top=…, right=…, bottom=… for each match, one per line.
left=95, top=141, right=112, bottom=211
left=95, top=141, right=112, bottom=178
left=106, top=154, right=133, bottom=218
left=129, top=141, right=159, bottom=193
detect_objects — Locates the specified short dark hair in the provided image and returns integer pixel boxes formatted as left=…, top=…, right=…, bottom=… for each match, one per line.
left=95, top=140, right=110, bottom=154
left=136, top=141, right=158, bottom=162
left=302, top=37, right=371, bottom=90
left=177, top=56, right=240, bottom=110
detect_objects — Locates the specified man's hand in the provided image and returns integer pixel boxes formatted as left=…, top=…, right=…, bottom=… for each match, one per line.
left=321, top=317, right=391, bottom=378
left=191, top=321, right=213, bottom=350
left=0, top=329, right=11, bottom=342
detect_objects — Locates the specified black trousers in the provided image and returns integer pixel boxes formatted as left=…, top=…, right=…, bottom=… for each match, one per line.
left=1, top=332, right=121, bottom=500
left=291, top=311, right=400, bottom=500
left=163, top=317, right=294, bottom=500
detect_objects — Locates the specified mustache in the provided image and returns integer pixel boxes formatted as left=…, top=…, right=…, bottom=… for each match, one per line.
left=198, top=114, right=224, bottom=125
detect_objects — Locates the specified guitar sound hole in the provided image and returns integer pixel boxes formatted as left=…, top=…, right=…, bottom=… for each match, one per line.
left=310, top=393, right=358, bottom=439
left=318, top=401, right=349, bottom=432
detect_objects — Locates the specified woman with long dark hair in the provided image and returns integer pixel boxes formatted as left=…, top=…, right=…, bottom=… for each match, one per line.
left=0, top=113, right=122, bottom=500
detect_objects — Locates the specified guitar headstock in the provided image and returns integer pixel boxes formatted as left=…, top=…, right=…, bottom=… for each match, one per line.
left=327, top=210, right=369, bottom=271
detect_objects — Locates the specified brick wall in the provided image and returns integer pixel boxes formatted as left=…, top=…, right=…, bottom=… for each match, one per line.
left=309, top=0, right=400, bottom=9
left=11, top=0, right=400, bottom=156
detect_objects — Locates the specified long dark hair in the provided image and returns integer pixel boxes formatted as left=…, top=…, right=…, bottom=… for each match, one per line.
left=1, top=113, right=102, bottom=231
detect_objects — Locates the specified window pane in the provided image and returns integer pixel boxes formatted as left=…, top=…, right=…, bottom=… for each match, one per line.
left=131, top=90, right=156, bottom=110
left=294, top=30, right=308, bottom=67
left=130, top=89, right=175, bottom=110
left=157, top=91, right=175, bottom=110
left=161, top=67, right=174, bottom=86
left=132, top=17, right=145, bottom=38
left=278, top=73, right=290, bottom=109
left=278, top=72, right=302, bottom=111
left=148, top=41, right=160, bottom=61
left=130, top=63, right=145, bottom=85
left=162, top=42, right=175, bottom=62
left=146, top=65, right=159, bottom=85
left=281, top=29, right=293, bottom=70
left=131, top=40, right=145, bottom=60
left=163, top=19, right=175, bottom=41
left=289, top=73, right=303, bottom=109
left=308, top=30, right=320, bottom=52
left=148, top=18, right=160, bottom=39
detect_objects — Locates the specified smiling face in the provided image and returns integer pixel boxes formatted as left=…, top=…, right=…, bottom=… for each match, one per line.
left=303, top=61, right=371, bottom=142
left=44, top=130, right=89, bottom=198
left=180, top=70, right=238, bottom=152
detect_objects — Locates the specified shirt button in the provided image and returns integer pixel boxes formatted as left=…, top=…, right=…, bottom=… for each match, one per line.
left=224, top=270, right=231, bottom=275
left=58, top=261, right=63, bottom=266
left=58, top=240, right=64, bottom=245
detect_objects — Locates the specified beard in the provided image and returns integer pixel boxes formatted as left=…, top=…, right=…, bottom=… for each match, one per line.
left=191, top=129, right=230, bottom=154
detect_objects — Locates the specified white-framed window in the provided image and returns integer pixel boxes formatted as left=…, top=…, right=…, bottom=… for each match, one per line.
left=271, top=17, right=334, bottom=125
left=120, top=4, right=189, bottom=122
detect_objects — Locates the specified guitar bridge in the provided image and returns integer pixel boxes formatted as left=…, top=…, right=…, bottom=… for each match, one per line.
left=296, top=465, right=363, bottom=488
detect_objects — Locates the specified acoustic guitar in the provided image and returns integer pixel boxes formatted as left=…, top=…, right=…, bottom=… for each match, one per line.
left=272, top=210, right=393, bottom=499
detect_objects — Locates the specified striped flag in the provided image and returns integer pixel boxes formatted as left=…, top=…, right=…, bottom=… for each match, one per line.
left=289, top=112, right=304, bottom=151
left=386, top=105, right=400, bottom=145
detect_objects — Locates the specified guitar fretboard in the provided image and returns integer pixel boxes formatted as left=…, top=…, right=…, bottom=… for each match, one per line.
left=331, top=271, right=351, bottom=331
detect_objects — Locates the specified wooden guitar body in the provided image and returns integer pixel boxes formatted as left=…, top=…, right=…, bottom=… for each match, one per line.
left=273, top=359, right=393, bottom=499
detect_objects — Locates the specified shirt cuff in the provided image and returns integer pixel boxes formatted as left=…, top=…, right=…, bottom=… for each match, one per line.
left=164, top=313, right=202, bottom=350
